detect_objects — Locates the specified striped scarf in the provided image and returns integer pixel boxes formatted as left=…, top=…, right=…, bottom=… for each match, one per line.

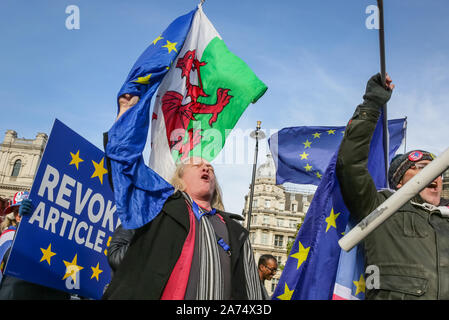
left=183, top=193, right=262, bottom=300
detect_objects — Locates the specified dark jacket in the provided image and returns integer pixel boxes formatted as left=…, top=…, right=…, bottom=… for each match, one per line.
left=107, top=225, right=135, bottom=274
left=336, top=75, right=449, bottom=299
left=102, top=191, right=251, bottom=300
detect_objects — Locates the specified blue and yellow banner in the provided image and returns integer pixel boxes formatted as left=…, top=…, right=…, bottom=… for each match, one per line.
left=5, top=119, right=119, bottom=299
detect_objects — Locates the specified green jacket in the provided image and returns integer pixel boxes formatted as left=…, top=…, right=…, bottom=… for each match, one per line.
left=336, top=77, right=449, bottom=300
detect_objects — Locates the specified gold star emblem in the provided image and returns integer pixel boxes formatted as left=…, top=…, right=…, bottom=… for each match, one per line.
left=40, top=243, right=56, bottom=265
left=276, top=283, right=295, bottom=300
left=62, top=254, right=84, bottom=284
left=327, top=129, right=336, bottom=135
left=69, top=150, right=84, bottom=170
left=90, top=262, right=103, bottom=281
left=303, top=139, right=312, bottom=149
left=290, top=241, right=310, bottom=270
left=133, top=73, right=152, bottom=84
left=315, top=171, right=322, bottom=179
left=312, top=132, right=321, bottom=139
left=91, top=157, right=108, bottom=184
left=152, top=35, right=163, bottom=45
left=299, top=151, right=309, bottom=160
left=162, top=40, right=178, bottom=53
left=304, top=163, right=313, bottom=172
left=353, top=274, right=366, bottom=296
left=325, top=208, right=341, bottom=232
left=104, top=236, right=112, bottom=256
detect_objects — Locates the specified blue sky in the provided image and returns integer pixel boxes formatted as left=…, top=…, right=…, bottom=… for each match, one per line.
left=1, top=0, right=448, bottom=214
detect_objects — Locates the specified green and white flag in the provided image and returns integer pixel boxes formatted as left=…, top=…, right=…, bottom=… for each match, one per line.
left=149, top=5, right=267, bottom=181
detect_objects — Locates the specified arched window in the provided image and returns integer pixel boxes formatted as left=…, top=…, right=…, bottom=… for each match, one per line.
left=11, top=159, right=21, bottom=177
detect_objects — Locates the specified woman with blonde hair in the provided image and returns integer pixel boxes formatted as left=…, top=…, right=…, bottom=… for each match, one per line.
left=103, top=91, right=263, bottom=300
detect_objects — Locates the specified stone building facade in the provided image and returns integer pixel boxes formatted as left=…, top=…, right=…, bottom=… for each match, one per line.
left=443, top=169, right=449, bottom=200
left=242, top=154, right=314, bottom=297
left=0, top=130, right=48, bottom=204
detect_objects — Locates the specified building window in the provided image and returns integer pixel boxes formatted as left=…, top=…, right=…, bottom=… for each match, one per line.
left=263, top=216, right=269, bottom=225
left=252, top=199, right=258, bottom=208
left=261, top=233, right=268, bottom=245
left=276, top=218, right=284, bottom=227
left=11, top=159, right=21, bottom=177
left=251, top=216, right=257, bottom=225
left=291, top=203, right=297, bottom=212
left=274, top=235, right=284, bottom=247
left=265, top=199, right=271, bottom=208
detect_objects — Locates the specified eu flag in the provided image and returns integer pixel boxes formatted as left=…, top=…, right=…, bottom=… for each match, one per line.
left=106, top=9, right=198, bottom=229
left=269, top=118, right=406, bottom=186
left=270, top=114, right=406, bottom=300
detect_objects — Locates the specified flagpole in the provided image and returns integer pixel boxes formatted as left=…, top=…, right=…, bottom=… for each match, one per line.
left=377, top=0, right=390, bottom=186
left=246, top=121, right=265, bottom=231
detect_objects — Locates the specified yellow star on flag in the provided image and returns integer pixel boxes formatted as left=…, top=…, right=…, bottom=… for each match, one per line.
left=299, top=151, right=309, bottom=160
left=162, top=40, right=178, bottom=53
left=327, top=129, right=336, bottom=135
left=304, top=164, right=313, bottom=172
left=353, top=274, right=366, bottom=296
left=40, top=243, right=56, bottom=265
left=325, top=208, right=341, bottom=232
left=69, top=150, right=84, bottom=170
left=276, top=283, right=295, bottom=300
left=133, top=73, right=152, bottom=84
left=91, top=157, right=108, bottom=184
left=315, top=171, right=322, bottom=179
left=312, top=132, right=321, bottom=139
left=62, top=254, right=84, bottom=283
left=290, top=241, right=310, bottom=269
left=152, top=35, right=163, bottom=45
left=303, top=139, right=312, bottom=148
left=90, top=262, right=103, bottom=281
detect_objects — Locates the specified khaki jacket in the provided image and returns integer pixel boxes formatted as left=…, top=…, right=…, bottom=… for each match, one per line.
left=337, top=106, right=449, bottom=300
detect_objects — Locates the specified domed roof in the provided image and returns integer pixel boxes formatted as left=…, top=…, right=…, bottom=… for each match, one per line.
left=256, top=153, right=276, bottom=178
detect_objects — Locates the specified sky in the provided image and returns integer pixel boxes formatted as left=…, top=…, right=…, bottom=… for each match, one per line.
left=1, top=0, right=448, bottom=215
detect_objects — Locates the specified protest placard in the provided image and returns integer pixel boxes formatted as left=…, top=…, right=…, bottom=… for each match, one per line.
left=5, top=119, right=119, bottom=299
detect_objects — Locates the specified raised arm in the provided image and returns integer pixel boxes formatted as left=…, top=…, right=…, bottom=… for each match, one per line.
left=336, top=73, right=394, bottom=222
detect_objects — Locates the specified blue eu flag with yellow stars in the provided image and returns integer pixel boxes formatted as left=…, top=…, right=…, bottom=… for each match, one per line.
left=269, top=118, right=406, bottom=186
left=270, top=115, right=406, bottom=300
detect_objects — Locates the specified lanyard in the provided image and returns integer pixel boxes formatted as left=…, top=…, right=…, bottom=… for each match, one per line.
left=191, top=200, right=231, bottom=256
left=191, top=201, right=216, bottom=220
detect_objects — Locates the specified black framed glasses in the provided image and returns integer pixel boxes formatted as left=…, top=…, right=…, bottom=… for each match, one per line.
left=264, top=265, right=278, bottom=274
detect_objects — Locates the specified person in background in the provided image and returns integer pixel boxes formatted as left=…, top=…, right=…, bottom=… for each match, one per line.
left=0, top=191, right=71, bottom=300
left=258, top=254, right=278, bottom=300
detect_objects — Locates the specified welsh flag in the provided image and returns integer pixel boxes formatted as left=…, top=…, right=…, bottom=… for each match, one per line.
left=106, top=5, right=266, bottom=228
left=149, top=5, right=267, bottom=180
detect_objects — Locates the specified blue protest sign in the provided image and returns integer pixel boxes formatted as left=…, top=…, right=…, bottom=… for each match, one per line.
left=5, top=119, right=119, bottom=299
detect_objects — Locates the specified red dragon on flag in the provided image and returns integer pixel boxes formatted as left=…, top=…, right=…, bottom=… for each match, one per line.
left=159, top=49, right=233, bottom=160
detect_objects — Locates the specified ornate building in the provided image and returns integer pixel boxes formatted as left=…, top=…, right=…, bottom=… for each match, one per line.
left=443, top=169, right=449, bottom=199
left=0, top=130, right=48, bottom=203
left=242, top=154, right=314, bottom=297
